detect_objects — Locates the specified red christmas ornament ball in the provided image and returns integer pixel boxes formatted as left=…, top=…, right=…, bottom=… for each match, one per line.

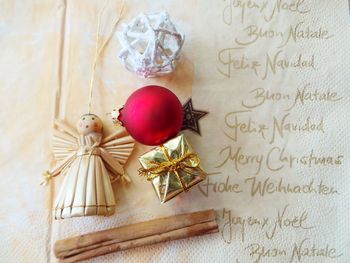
left=118, top=85, right=183, bottom=146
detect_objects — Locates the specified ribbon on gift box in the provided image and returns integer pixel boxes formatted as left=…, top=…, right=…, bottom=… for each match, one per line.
left=138, top=145, right=201, bottom=191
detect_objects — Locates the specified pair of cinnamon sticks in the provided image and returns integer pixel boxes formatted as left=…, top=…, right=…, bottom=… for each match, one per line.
left=54, top=209, right=218, bottom=262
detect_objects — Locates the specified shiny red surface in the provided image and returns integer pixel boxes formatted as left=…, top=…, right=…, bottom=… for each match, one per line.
left=118, top=85, right=184, bottom=146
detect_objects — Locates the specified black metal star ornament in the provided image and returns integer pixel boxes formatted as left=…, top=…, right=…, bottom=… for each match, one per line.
left=181, top=98, right=208, bottom=135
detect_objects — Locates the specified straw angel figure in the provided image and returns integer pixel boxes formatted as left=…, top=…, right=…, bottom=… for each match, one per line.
left=41, top=114, right=134, bottom=219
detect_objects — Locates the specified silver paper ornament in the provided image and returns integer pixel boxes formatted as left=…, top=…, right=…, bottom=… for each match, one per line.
left=117, top=12, right=185, bottom=78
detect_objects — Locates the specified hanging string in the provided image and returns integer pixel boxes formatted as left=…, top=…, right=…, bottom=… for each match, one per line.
left=87, top=0, right=125, bottom=114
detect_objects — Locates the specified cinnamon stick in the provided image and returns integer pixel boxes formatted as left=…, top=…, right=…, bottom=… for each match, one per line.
left=54, top=209, right=218, bottom=262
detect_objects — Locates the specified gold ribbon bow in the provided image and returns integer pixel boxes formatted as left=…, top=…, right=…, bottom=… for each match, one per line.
left=138, top=145, right=201, bottom=191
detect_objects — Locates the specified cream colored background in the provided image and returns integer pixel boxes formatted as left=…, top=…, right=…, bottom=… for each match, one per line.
left=0, top=0, right=349, bottom=262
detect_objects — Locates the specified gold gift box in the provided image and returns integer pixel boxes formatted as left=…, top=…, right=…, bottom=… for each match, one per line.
left=139, top=134, right=206, bottom=203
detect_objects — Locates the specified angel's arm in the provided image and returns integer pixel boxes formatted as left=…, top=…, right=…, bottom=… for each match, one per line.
left=41, top=152, right=76, bottom=186
left=99, top=128, right=134, bottom=182
left=41, top=120, right=79, bottom=185
left=99, top=148, right=130, bottom=183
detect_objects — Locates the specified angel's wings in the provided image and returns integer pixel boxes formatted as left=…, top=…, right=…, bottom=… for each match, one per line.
left=52, top=119, right=79, bottom=161
left=100, top=128, right=135, bottom=166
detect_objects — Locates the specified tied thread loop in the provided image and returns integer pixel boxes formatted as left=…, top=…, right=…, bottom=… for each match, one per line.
left=110, top=172, right=131, bottom=184
left=40, top=171, right=53, bottom=186
left=138, top=145, right=201, bottom=191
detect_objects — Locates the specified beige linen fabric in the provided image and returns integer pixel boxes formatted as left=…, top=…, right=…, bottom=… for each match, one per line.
left=0, top=0, right=349, bottom=262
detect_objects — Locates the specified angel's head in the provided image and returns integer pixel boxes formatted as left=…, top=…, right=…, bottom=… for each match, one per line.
left=76, top=114, right=103, bottom=135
